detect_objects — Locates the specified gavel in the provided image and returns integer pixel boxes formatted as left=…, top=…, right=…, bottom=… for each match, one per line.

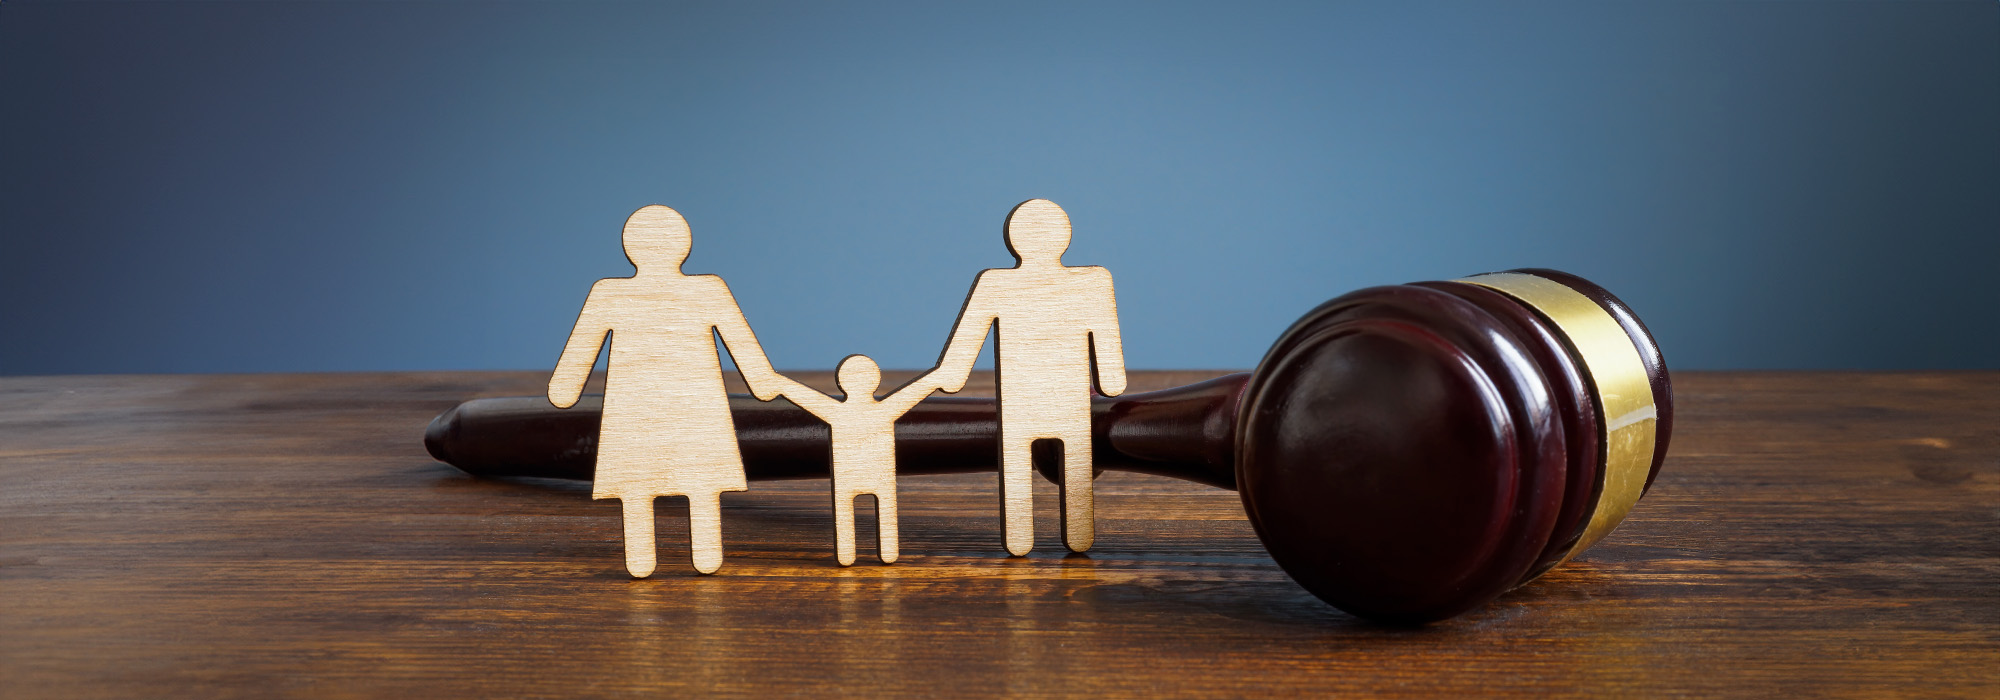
left=425, top=269, right=1672, bottom=624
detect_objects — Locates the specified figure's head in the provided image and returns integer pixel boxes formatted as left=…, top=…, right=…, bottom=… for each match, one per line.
left=622, top=205, right=692, bottom=272
left=1004, top=199, right=1071, bottom=265
left=836, top=354, right=882, bottom=400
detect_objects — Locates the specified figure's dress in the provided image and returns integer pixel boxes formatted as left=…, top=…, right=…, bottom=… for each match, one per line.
left=587, top=276, right=749, bottom=502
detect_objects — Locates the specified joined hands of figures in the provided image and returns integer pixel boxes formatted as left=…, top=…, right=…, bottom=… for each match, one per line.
left=552, top=199, right=1122, bottom=575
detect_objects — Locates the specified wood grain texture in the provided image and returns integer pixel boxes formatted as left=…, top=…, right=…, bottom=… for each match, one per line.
left=1, top=371, right=1997, bottom=697
left=935, top=198, right=1127, bottom=555
left=548, top=204, right=790, bottom=576
left=775, top=356, right=957, bottom=566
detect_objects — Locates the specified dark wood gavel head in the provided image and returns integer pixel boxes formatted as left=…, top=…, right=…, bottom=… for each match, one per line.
left=423, top=268, right=1671, bottom=625
left=1236, top=269, right=1670, bottom=623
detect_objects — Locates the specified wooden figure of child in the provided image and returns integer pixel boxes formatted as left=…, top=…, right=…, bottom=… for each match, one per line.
left=771, top=355, right=965, bottom=565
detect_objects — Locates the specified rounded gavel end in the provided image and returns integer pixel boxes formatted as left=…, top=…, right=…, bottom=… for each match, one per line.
left=1236, top=270, right=1670, bottom=624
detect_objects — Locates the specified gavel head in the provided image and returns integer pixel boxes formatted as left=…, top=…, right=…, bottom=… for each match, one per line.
left=1236, top=269, right=1672, bottom=624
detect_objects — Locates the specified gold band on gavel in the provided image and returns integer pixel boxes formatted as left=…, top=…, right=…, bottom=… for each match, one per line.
left=1460, top=272, right=1658, bottom=564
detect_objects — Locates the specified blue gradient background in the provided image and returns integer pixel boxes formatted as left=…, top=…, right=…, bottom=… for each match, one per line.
left=3, top=1, right=1996, bottom=374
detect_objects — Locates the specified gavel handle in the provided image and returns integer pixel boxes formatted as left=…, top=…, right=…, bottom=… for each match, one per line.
left=424, top=374, right=1247, bottom=490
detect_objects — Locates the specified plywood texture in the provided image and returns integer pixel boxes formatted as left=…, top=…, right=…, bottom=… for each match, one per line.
left=937, top=198, right=1126, bottom=556
left=1, top=371, right=1997, bottom=697
left=548, top=204, right=789, bottom=577
left=776, top=357, right=957, bottom=566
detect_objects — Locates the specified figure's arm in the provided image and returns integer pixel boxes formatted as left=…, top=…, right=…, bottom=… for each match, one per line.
left=932, top=276, right=995, bottom=394
left=881, top=368, right=948, bottom=414
left=1089, top=271, right=1127, bottom=397
left=768, top=373, right=841, bottom=418
left=709, top=278, right=786, bottom=401
left=549, top=283, right=612, bottom=409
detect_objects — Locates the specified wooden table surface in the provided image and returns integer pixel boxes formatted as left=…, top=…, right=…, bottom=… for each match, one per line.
left=2, top=370, right=1996, bottom=697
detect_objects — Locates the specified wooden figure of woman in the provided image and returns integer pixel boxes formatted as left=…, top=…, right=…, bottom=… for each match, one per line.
left=547, top=205, right=786, bottom=577
left=771, top=355, right=961, bottom=566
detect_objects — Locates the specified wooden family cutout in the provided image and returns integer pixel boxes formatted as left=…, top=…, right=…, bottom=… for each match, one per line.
left=549, top=199, right=1125, bottom=576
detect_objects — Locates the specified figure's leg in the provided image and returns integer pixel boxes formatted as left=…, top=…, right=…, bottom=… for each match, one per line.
left=874, top=489, right=900, bottom=564
left=621, top=496, right=657, bottom=578
left=833, top=489, right=858, bottom=567
left=687, top=491, right=725, bottom=574
left=998, top=427, right=1035, bottom=556
left=1059, top=433, right=1094, bottom=553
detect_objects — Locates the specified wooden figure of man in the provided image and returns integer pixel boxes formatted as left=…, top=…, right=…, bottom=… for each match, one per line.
left=936, top=199, right=1127, bottom=555
left=548, top=205, right=786, bottom=577
left=771, top=355, right=957, bottom=566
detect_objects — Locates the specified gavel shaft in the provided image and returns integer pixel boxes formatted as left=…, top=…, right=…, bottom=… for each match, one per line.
left=425, top=374, right=1247, bottom=490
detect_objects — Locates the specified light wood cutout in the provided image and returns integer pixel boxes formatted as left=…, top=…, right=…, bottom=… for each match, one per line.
left=773, top=356, right=956, bottom=566
left=548, top=205, right=787, bottom=577
left=935, top=199, right=1127, bottom=555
